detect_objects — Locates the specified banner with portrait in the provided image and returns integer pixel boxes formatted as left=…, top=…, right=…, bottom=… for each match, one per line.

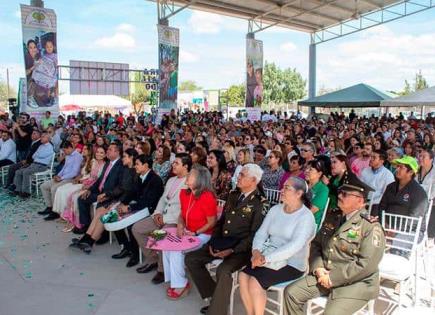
left=20, top=4, right=59, bottom=118
left=245, top=38, right=263, bottom=108
left=157, top=25, right=179, bottom=110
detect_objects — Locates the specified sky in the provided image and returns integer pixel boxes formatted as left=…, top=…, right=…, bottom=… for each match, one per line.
left=1, top=0, right=435, bottom=95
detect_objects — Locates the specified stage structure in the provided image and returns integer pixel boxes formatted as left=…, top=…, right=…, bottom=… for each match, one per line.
left=149, top=0, right=435, bottom=114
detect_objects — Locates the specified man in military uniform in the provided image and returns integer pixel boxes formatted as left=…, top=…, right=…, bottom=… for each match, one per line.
left=284, top=176, right=386, bottom=315
left=185, top=163, right=267, bottom=315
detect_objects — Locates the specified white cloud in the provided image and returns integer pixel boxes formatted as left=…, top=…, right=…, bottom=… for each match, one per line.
left=180, top=50, right=199, bottom=63
left=116, top=23, right=135, bottom=33
left=94, top=24, right=137, bottom=51
left=317, top=25, right=435, bottom=91
left=280, top=42, right=297, bottom=52
left=15, top=10, right=21, bottom=19
left=188, top=11, right=223, bottom=34
left=95, top=32, right=136, bottom=50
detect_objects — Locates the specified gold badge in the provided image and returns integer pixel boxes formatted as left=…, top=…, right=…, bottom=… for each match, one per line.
left=242, top=206, right=252, bottom=215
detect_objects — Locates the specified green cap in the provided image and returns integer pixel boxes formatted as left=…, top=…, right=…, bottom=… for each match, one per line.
left=392, top=155, right=419, bottom=174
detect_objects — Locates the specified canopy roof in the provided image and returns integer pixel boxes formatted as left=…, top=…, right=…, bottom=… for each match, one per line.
left=60, top=95, right=132, bottom=110
left=151, top=0, right=402, bottom=33
left=381, top=86, right=435, bottom=107
left=298, top=83, right=392, bottom=108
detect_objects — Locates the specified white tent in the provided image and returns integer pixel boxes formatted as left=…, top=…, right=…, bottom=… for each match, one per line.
left=381, top=86, right=435, bottom=107
left=59, top=94, right=132, bottom=113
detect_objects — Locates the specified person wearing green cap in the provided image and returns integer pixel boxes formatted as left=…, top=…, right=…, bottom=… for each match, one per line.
left=379, top=155, right=428, bottom=238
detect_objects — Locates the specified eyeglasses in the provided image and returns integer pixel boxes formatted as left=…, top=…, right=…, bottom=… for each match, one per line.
left=338, top=190, right=363, bottom=199
left=300, top=149, right=311, bottom=152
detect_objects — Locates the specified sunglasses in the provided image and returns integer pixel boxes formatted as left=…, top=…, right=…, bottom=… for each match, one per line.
left=338, top=189, right=363, bottom=199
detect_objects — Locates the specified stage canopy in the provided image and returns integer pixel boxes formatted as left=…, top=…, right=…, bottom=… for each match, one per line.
left=298, top=83, right=392, bottom=108
left=59, top=94, right=132, bottom=113
left=381, top=86, right=435, bottom=107
left=151, top=0, right=402, bottom=34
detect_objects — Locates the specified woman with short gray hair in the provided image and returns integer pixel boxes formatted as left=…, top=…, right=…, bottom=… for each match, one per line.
left=239, top=176, right=316, bottom=315
left=162, top=165, right=218, bottom=300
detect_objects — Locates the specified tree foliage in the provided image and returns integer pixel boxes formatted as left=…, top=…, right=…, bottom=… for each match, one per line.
left=0, top=80, right=16, bottom=103
left=396, top=70, right=429, bottom=96
left=179, top=80, right=202, bottom=92
left=221, top=84, right=245, bottom=107
left=262, top=61, right=306, bottom=106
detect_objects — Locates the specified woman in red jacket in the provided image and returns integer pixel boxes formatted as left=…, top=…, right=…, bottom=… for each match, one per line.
left=163, top=164, right=217, bottom=300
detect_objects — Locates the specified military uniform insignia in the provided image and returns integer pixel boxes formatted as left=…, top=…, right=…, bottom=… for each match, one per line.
left=347, top=229, right=358, bottom=239
left=372, top=227, right=382, bottom=248
left=241, top=206, right=252, bottom=215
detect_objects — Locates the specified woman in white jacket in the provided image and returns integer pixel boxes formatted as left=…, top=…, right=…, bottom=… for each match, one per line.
left=238, top=176, right=316, bottom=315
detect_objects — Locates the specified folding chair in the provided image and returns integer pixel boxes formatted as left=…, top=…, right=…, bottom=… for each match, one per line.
left=29, top=154, right=55, bottom=197
left=265, top=277, right=305, bottom=315
left=318, top=198, right=330, bottom=228
left=0, top=165, right=10, bottom=186
left=306, top=296, right=375, bottom=315
left=379, top=212, right=423, bottom=308
left=264, top=188, right=281, bottom=206
left=206, top=259, right=239, bottom=315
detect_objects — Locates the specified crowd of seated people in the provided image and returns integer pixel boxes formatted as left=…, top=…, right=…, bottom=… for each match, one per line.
left=0, top=108, right=434, bottom=314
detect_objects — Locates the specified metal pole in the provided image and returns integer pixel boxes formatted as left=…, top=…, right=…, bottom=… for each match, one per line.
left=6, top=68, right=10, bottom=99
left=308, top=40, right=317, bottom=115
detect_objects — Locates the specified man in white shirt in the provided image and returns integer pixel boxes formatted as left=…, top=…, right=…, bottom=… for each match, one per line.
left=360, top=149, right=395, bottom=216
left=0, top=128, right=16, bottom=167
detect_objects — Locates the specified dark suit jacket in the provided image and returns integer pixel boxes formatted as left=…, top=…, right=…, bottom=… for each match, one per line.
left=90, top=159, right=124, bottom=200
left=124, top=170, right=164, bottom=214
left=26, top=140, right=42, bottom=164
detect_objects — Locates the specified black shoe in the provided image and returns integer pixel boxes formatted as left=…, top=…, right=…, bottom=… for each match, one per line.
left=38, top=207, right=52, bottom=215
left=79, top=243, right=92, bottom=254
left=136, top=263, right=158, bottom=274
left=95, top=231, right=109, bottom=245
left=8, top=190, right=18, bottom=196
left=111, top=249, right=131, bottom=259
left=151, top=271, right=164, bottom=285
left=44, top=212, right=60, bottom=221
left=19, top=192, right=31, bottom=199
left=126, top=257, right=139, bottom=268
left=72, top=227, right=87, bottom=235
left=71, top=238, right=81, bottom=245
left=200, top=306, right=209, bottom=314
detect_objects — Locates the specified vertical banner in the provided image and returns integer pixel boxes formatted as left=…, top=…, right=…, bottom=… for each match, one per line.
left=245, top=38, right=263, bottom=121
left=20, top=4, right=59, bottom=119
left=157, top=25, right=179, bottom=110
left=18, top=78, right=27, bottom=113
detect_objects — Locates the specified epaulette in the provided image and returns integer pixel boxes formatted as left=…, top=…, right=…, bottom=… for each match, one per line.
left=360, top=212, right=379, bottom=224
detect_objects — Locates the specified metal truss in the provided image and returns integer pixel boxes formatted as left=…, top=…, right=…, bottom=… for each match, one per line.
left=58, top=66, right=159, bottom=87
left=157, top=0, right=195, bottom=23
left=311, top=0, right=435, bottom=44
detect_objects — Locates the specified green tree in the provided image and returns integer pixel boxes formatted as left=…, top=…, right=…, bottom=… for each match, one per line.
left=0, top=80, right=16, bottom=103
left=179, top=80, right=202, bottom=92
left=130, top=85, right=149, bottom=114
left=396, top=70, right=429, bottom=96
left=221, top=84, right=245, bottom=106
left=262, top=61, right=306, bottom=107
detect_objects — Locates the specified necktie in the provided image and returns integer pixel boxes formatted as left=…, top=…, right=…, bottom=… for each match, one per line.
left=99, top=162, right=113, bottom=192
left=237, top=193, right=245, bottom=206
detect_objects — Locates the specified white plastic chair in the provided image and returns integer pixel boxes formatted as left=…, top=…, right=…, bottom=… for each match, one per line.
left=306, top=296, right=375, bottom=315
left=206, top=259, right=239, bottom=315
left=265, top=277, right=303, bottom=315
left=217, top=199, right=226, bottom=219
left=379, top=212, right=423, bottom=309
left=318, top=198, right=330, bottom=229
left=264, top=188, right=281, bottom=206
left=29, top=154, right=55, bottom=197
left=0, top=165, right=10, bottom=186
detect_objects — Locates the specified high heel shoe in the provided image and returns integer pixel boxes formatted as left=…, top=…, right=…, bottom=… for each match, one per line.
left=62, top=223, right=75, bottom=233
left=166, top=282, right=191, bottom=300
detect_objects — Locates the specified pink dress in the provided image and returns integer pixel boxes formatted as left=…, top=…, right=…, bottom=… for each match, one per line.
left=62, top=160, right=104, bottom=228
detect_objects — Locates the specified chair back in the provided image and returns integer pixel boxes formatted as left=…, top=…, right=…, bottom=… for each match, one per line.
left=319, top=198, right=330, bottom=228
left=421, top=181, right=433, bottom=200
left=264, top=188, right=281, bottom=205
left=381, top=211, right=422, bottom=257
left=217, top=199, right=226, bottom=219
left=49, top=153, right=56, bottom=172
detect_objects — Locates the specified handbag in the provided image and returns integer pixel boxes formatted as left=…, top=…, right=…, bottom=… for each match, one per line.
left=209, top=236, right=240, bottom=253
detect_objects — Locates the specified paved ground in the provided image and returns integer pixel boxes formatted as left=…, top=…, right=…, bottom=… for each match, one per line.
left=0, top=189, right=434, bottom=315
